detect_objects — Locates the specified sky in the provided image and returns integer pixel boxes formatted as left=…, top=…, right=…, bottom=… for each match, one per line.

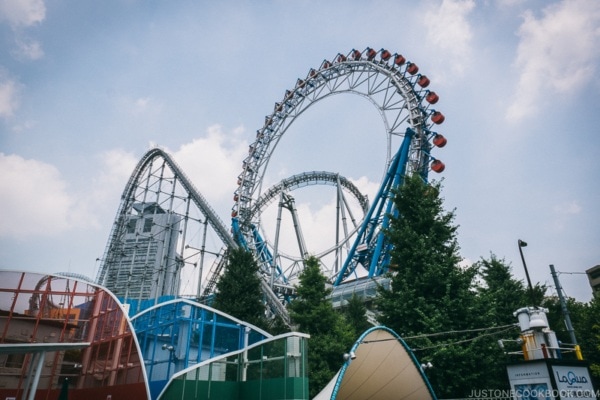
left=0, top=0, right=599, bottom=303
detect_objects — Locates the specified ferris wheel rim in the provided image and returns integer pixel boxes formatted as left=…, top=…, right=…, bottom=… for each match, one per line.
left=233, top=48, right=441, bottom=220
left=232, top=47, right=446, bottom=282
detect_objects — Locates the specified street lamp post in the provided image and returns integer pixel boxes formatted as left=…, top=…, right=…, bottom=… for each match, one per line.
left=518, top=239, right=537, bottom=308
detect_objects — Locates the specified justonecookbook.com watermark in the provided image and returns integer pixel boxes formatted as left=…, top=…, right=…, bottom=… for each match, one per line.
left=466, top=388, right=600, bottom=399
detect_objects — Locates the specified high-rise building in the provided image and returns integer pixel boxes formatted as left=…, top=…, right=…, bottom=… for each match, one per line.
left=586, top=264, right=600, bottom=298
left=101, top=202, right=183, bottom=303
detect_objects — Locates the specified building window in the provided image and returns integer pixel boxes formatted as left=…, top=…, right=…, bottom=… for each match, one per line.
left=127, top=219, right=137, bottom=234
left=4, top=353, right=25, bottom=369
left=143, top=218, right=153, bottom=233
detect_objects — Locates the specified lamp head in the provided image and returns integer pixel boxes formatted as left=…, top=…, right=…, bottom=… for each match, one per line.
left=518, top=239, right=527, bottom=247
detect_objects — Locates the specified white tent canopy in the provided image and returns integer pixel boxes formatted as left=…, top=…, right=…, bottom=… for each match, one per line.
left=314, top=327, right=436, bottom=400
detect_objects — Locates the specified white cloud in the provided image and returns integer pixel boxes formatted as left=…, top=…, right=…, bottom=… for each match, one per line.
left=497, top=0, right=526, bottom=7
left=0, top=0, right=46, bottom=62
left=549, top=200, right=583, bottom=233
left=87, top=148, right=139, bottom=209
left=0, top=149, right=140, bottom=238
left=132, top=97, right=156, bottom=115
left=0, top=128, right=249, bottom=240
left=423, top=0, right=475, bottom=78
left=506, top=0, right=600, bottom=122
left=114, top=96, right=165, bottom=130
left=0, top=0, right=46, bottom=27
left=13, top=36, right=44, bottom=60
left=0, top=72, right=20, bottom=118
left=351, top=175, right=381, bottom=205
left=553, top=200, right=582, bottom=215
left=0, top=153, right=73, bottom=237
left=171, top=125, right=249, bottom=206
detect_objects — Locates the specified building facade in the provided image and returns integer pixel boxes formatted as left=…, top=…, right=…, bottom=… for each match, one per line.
left=0, top=271, right=149, bottom=399
left=586, top=265, right=600, bottom=298
left=0, top=271, right=303, bottom=400
left=101, top=202, right=183, bottom=306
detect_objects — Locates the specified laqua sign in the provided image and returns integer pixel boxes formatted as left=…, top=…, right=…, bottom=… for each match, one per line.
left=555, top=370, right=588, bottom=385
left=551, top=365, right=596, bottom=400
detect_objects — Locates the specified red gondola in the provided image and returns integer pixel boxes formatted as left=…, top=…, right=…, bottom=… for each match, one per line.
left=431, top=159, right=445, bottom=173
left=418, top=75, right=430, bottom=88
left=406, top=63, right=419, bottom=75
left=426, top=91, right=439, bottom=104
left=431, top=111, right=445, bottom=124
left=433, top=134, right=447, bottom=147
left=366, top=48, right=376, bottom=60
left=394, top=54, right=406, bottom=66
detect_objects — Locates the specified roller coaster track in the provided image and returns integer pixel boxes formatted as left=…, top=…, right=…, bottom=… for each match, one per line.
left=101, top=147, right=234, bottom=269
left=97, top=47, right=446, bottom=324
left=96, top=148, right=293, bottom=323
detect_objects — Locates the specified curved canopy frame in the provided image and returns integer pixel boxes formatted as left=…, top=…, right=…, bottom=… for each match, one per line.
left=318, top=326, right=437, bottom=400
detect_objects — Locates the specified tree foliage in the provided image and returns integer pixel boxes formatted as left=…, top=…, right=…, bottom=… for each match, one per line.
left=206, top=174, right=600, bottom=398
left=211, top=247, right=268, bottom=331
left=543, top=295, right=600, bottom=388
left=377, top=176, right=476, bottom=334
left=342, top=294, right=371, bottom=338
left=471, top=255, right=547, bottom=390
left=375, top=175, right=481, bottom=397
left=288, top=256, right=355, bottom=398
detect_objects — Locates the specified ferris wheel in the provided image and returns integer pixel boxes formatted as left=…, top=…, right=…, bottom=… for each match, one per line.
left=231, top=47, right=447, bottom=291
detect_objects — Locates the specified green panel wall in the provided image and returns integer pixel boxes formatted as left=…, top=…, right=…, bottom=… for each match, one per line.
left=162, top=377, right=308, bottom=399
left=161, top=379, right=239, bottom=399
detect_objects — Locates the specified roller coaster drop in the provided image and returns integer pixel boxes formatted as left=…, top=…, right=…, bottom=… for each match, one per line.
left=96, top=47, right=447, bottom=322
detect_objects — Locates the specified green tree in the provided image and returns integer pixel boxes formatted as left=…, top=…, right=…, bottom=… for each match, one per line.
left=590, top=297, right=600, bottom=386
left=469, top=255, right=547, bottom=391
left=289, top=256, right=355, bottom=398
left=212, top=247, right=268, bottom=330
left=476, top=254, right=546, bottom=314
left=376, top=175, right=480, bottom=398
left=342, top=294, right=372, bottom=338
left=543, top=295, right=600, bottom=388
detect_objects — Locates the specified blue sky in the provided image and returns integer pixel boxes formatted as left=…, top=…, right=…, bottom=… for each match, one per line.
left=0, top=0, right=599, bottom=302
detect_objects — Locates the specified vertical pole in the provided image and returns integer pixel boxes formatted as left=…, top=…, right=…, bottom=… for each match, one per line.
left=518, top=240, right=537, bottom=307
left=28, top=352, right=46, bottom=400
left=241, top=326, right=250, bottom=381
left=197, top=219, right=209, bottom=299
left=271, top=192, right=284, bottom=289
left=549, top=264, right=578, bottom=345
left=21, top=353, right=36, bottom=400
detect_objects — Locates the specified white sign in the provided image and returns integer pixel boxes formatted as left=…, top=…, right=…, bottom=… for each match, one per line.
left=551, top=365, right=596, bottom=400
left=507, top=362, right=555, bottom=400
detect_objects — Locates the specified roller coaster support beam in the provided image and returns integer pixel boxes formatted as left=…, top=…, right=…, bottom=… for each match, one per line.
left=368, top=128, right=414, bottom=277
left=333, top=128, right=415, bottom=286
left=280, top=192, right=309, bottom=261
